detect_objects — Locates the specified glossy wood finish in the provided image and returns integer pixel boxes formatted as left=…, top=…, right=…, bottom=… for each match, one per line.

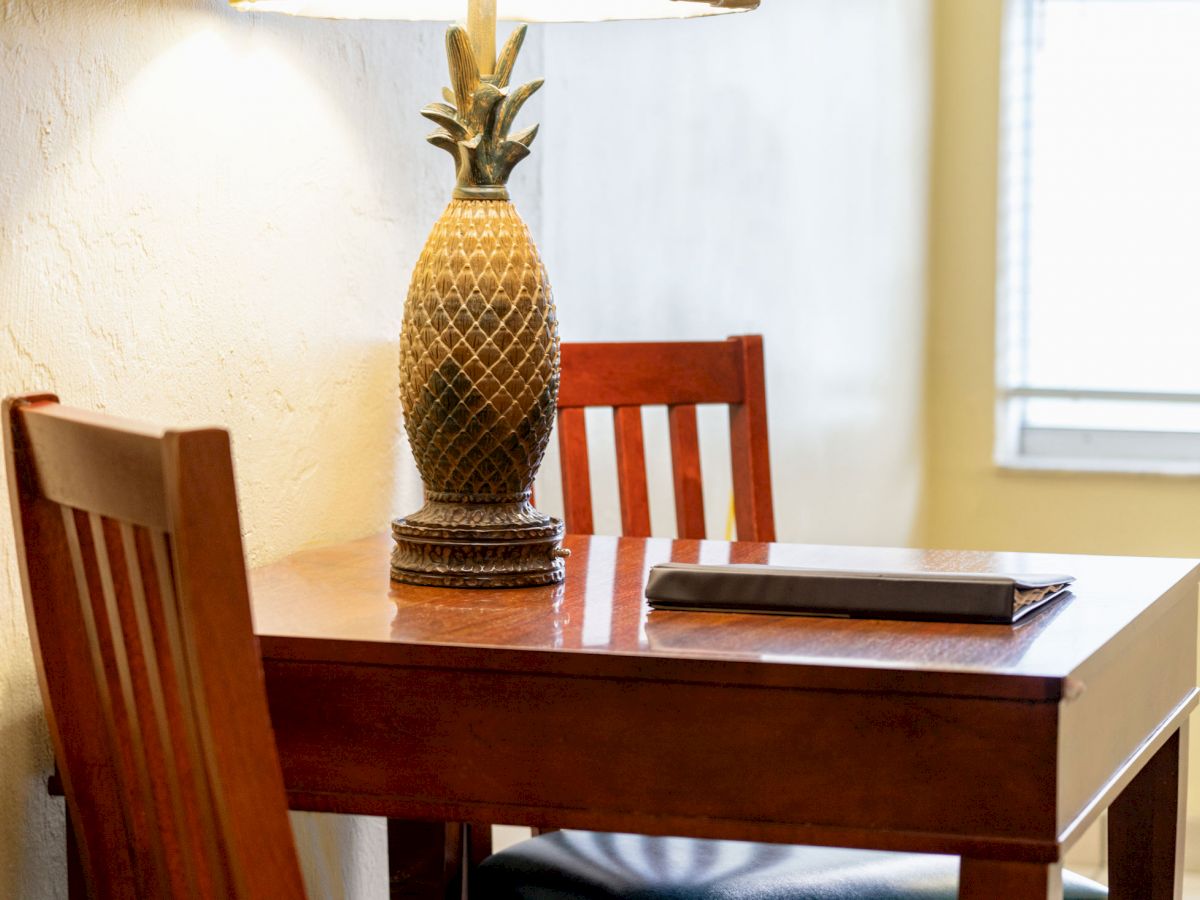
left=254, top=534, right=1194, bottom=700
left=557, top=336, right=776, bottom=541
left=252, top=532, right=1198, bottom=893
left=4, top=395, right=308, bottom=900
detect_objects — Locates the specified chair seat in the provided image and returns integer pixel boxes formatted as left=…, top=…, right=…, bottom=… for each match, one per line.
left=475, top=831, right=1108, bottom=899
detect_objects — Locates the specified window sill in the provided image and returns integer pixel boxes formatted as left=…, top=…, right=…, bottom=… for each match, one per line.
left=997, top=425, right=1200, bottom=477
left=996, top=455, right=1200, bottom=478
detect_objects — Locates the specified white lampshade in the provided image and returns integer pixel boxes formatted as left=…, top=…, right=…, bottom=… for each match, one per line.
left=229, top=0, right=758, bottom=22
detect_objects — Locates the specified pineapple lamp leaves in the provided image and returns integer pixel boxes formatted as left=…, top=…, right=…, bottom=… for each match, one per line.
left=422, top=24, right=543, bottom=200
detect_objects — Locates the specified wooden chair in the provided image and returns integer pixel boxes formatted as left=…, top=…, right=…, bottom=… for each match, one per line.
left=521, top=334, right=776, bottom=845
left=474, top=343, right=1107, bottom=899
left=555, top=334, right=775, bottom=541
left=3, top=394, right=308, bottom=900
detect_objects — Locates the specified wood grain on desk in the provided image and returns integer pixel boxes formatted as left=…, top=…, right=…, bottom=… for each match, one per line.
left=250, top=533, right=1199, bottom=865
left=252, top=532, right=1197, bottom=701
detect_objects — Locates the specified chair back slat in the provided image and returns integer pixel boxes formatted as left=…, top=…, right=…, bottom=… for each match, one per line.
left=3, top=394, right=306, bottom=900
left=9, top=430, right=138, bottom=899
left=728, top=336, right=776, bottom=543
left=612, top=406, right=651, bottom=537
left=557, top=341, right=743, bottom=408
left=61, top=506, right=173, bottom=898
left=557, top=336, right=776, bottom=542
left=667, top=404, right=706, bottom=540
left=167, top=427, right=307, bottom=897
left=134, top=523, right=232, bottom=898
left=119, top=519, right=224, bottom=898
left=556, top=407, right=594, bottom=534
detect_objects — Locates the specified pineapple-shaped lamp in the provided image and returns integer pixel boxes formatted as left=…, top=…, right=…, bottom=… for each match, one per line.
left=228, top=0, right=760, bottom=587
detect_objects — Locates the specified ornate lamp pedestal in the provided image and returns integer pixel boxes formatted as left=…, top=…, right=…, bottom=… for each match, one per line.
left=391, top=498, right=566, bottom=588
left=226, top=0, right=762, bottom=587
left=391, top=20, right=567, bottom=587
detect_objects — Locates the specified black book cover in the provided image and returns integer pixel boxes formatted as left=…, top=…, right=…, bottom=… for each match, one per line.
left=645, top=564, right=1075, bottom=624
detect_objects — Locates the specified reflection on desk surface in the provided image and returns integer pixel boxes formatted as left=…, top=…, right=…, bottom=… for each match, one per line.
left=250, top=532, right=1200, bottom=684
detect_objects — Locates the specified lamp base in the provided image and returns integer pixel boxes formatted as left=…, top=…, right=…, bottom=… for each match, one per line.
left=390, top=497, right=567, bottom=588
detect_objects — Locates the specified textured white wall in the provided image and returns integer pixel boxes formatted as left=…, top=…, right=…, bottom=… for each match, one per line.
left=532, top=0, right=931, bottom=546
left=0, top=0, right=541, bottom=895
left=1, top=0, right=927, bottom=895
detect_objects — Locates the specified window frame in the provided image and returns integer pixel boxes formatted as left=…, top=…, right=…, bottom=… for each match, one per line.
left=994, top=0, right=1200, bottom=476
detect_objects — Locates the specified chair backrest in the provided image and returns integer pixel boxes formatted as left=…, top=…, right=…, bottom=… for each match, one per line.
left=555, top=335, right=776, bottom=542
left=3, top=394, right=307, bottom=900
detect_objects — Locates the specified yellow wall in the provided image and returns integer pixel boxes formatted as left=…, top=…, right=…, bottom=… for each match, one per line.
left=924, top=0, right=1200, bottom=560
left=925, top=0, right=1200, bottom=832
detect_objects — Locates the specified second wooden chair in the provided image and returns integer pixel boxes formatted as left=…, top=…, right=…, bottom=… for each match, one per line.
left=475, top=339, right=1106, bottom=900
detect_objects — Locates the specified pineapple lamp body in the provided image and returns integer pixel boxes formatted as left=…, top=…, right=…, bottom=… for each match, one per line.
left=392, top=24, right=567, bottom=586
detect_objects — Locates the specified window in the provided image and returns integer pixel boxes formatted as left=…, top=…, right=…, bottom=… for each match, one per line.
left=998, top=0, right=1200, bottom=472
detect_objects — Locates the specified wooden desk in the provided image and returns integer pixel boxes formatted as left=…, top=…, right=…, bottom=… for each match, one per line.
left=251, top=533, right=1200, bottom=899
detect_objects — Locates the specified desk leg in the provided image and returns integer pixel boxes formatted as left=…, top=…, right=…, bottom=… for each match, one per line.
left=386, top=820, right=492, bottom=900
left=959, top=859, right=1061, bottom=899
left=1109, top=725, right=1187, bottom=900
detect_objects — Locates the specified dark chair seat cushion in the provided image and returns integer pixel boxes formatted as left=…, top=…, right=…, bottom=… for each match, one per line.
left=475, top=831, right=1107, bottom=899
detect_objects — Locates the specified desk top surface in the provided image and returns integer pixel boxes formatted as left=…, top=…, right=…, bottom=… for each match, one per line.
left=250, top=533, right=1199, bottom=700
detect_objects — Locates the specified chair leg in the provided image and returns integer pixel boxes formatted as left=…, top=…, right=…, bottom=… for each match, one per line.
left=466, top=822, right=492, bottom=869
left=462, top=822, right=495, bottom=900
left=387, top=820, right=463, bottom=900
left=386, top=820, right=493, bottom=900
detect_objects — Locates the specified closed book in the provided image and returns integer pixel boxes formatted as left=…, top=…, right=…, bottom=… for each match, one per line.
left=644, top=564, right=1075, bottom=624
